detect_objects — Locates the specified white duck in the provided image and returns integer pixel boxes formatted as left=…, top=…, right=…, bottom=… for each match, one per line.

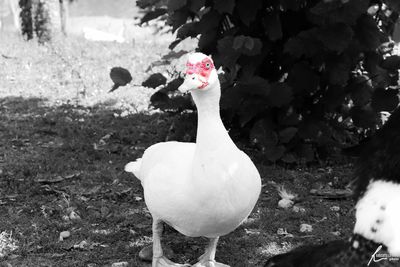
left=125, top=52, right=261, bottom=267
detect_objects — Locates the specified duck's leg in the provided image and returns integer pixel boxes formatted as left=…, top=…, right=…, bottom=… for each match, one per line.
left=192, top=237, right=230, bottom=267
left=152, top=219, right=190, bottom=267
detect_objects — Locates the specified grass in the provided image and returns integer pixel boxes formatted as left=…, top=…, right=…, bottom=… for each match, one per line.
left=0, top=31, right=356, bottom=266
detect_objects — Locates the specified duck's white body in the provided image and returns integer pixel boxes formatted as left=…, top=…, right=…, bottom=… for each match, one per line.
left=134, top=140, right=260, bottom=238
left=125, top=53, right=261, bottom=267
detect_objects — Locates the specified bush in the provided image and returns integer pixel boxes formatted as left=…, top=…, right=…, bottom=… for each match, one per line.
left=139, top=0, right=400, bottom=162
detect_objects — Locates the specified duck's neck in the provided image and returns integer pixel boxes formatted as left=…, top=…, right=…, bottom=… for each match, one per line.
left=191, top=84, right=235, bottom=153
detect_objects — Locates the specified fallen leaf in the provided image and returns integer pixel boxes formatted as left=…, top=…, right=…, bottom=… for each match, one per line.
left=300, top=224, right=313, bottom=233
left=73, top=240, right=88, bottom=250
left=330, top=206, right=340, bottom=212
left=276, top=228, right=294, bottom=238
left=292, top=205, right=306, bottom=213
left=59, top=231, right=71, bottom=241
left=111, top=262, right=128, bottom=267
left=36, top=176, right=65, bottom=183
left=69, top=210, right=81, bottom=220
left=310, top=188, right=353, bottom=199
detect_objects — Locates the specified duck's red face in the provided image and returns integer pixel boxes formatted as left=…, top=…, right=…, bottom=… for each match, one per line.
left=185, top=58, right=215, bottom=89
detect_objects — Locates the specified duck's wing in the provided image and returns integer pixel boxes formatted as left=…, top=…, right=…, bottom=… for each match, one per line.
left=137, top=141, right=195, bottom=183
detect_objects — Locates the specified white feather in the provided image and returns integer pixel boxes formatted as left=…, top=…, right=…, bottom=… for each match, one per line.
left=124, top=158, right=142, bottom=180
left=354, top=180, right=400, bottom=256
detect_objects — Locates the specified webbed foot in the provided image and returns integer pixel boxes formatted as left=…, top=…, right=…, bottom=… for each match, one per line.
left=139, top=244, right=174, bottom=262
left=192, top=237, right=230, bottom=267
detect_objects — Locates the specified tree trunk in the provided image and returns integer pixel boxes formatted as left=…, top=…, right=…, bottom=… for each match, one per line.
left=19, top=0, right=33, bottom=39
left=59, top=0, right=67, bottom=35
left=18, top=0, right=67, bottom=42
left=32, top=0, right=60, bottom=43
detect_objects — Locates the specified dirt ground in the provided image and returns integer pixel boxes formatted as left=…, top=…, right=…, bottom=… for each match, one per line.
left=0, top=30, right=356, bottom=267
left=0, top=96, right=356, bottom=267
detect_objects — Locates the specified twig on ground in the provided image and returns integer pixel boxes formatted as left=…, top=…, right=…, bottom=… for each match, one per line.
left=1, top=54, right=17, bottom=59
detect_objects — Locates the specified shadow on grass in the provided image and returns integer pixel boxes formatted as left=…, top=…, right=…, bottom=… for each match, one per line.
left=1, top=96, right=281, bottom=267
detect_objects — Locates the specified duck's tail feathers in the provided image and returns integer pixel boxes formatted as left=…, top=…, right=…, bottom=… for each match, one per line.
left=124, top=158, right=142, bottom=180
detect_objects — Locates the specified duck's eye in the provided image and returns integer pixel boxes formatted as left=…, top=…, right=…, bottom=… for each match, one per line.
left=206, top=63, right=210, bottom=68
left=192, top=77, right=195, bottom=80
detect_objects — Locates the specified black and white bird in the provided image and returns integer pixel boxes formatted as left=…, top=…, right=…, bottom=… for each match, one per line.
left=265, top=108, right=400, bottom=267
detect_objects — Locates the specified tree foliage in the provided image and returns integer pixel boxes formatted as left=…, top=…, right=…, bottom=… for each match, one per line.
left=139, top=0, right=400, bottom=162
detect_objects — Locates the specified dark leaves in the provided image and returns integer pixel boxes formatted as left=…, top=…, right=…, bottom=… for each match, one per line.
left=169, top=39, right=183, bottom=50
left=263, top=11, right=282, bottom=41
left=326, top=55, right=351, bottom=85
left=371, top=88, right=400, bottom=112
left=142, top=73, right=167, bottom=88
left=141, top=8, right=167, bottom=24
left=233, top=36, right=263, bottom=56
left=177, top=22, right=200, bottom=39
left=197, top=10, right=221, bottom=52
left=161, top=78, right=184, bottom=93
left=279, top=127, right=298, bottom=143
left=161, top=50, right=189, bottom=61
left=138, top=0, right=398, bottom=163
left=136, top=0, right=160, bottom=9
left=150, top=90, right=193, bottom=111
left=350, top=106, right=378, bottom=128
left=237, top=76, right=270, bottom=96
left=168, top=0, right=187, bottom=11
left=280, top=0, right=304, bottom=11
left=217, top=36, right=241, bottom=68
left=109, top=67, right=132, bottom=92
left=237, top=0, right=262, bottom=26
left=267, top=83, right=293, bottom=107
left=198, top=28, right=218, bottom=52
left=150, top=91, right=170, bottom=110
left=355, top=14, right=387, bottom=51
left=310, top=0, right=368, bottom=25
left=385, top=0, right=400, bottom=12
left=250, top=119, right=288, bottom=161
left=265, top=145, right=286, bottom=162
left=214, top=0, right=235, bottom=14
left=238, top=98, right=267, bottom=127
left=381, top=55, right=400, bottom=70
left=188, top=0, right=205, bottom=13
left=168, top=8, right=190, bottom=32
left=349, top=76, right=373, bottom=107
left=295, top=144, right=314, bottom=162
left=198, top=10, right=221, bottom=33
left=287, top=62, right=319, bottom=94
left=284, top=29, right=322, bottom=58
left=316, top=23, right=353, bottom=52
left=250, top=119, right=276, bottom=144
